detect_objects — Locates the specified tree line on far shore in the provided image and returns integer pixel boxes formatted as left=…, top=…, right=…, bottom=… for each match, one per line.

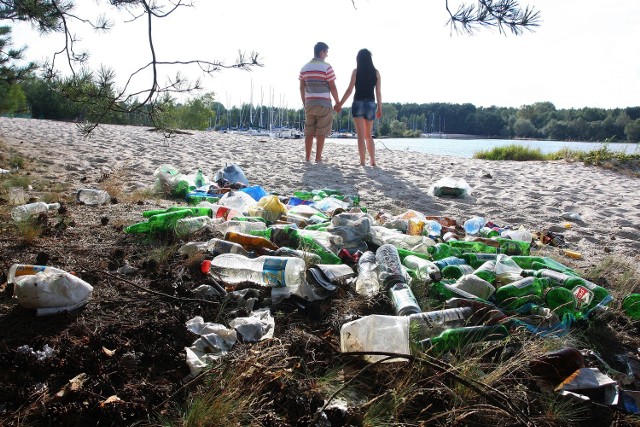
left=1, top=77, right=640, bottom=143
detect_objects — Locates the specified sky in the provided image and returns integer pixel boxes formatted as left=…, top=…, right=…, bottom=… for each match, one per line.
left=10, top=0, right=640, bottom=110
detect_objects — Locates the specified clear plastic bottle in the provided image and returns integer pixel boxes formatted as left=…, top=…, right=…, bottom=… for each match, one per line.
left=339, top=307, right=473, bottom=363
left=376, top=244, right=421, bottom=316
left=402, top=255, right=442, bottom=283
left=208, top=254, right=317, bottom=302
left=76, top=189, right=110, bottom=205
left=11, top=202, right=61, bottom=221
left=174, top=216, right=216, bottom=235
left=424, top=220, right=442, bottom=237
left=355, top=251, right=380, bottom=297
left=463, top=216, right=486, bottom=235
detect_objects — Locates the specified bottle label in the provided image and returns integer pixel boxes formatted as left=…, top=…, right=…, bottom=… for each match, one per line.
left=572, top=286, right=593, bottom=309
left=513, top=277, right=535, bottom=289
left=262, top=258, right=288, bottom=288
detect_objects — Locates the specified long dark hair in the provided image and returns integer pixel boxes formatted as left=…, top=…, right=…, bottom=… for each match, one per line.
left=356, top=49, right=376, bottom=81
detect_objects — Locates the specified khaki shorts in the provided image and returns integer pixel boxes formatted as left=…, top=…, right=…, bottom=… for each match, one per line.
left=304, top=105, right=334, bottom=137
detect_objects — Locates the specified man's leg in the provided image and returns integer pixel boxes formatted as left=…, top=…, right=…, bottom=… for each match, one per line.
left=315, top=135, right=325, bottom=162
left=305, top=135, right=314, bottom=162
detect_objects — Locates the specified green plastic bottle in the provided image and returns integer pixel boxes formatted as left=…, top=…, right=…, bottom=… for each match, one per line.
left=495, top=277, right=550, bottom=311
left=427, top=243, right=462, bottom=260
left=125, top=209, right=195, bottom=234
left=622, top=294, right=640, bottom=320
left=420, top=324, right=509, bottom=353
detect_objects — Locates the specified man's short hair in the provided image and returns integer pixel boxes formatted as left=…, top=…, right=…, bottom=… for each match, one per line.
left=314, top=42, right=329, bottom=58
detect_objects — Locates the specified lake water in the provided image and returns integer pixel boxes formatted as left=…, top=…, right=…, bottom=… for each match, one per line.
left=328, top=136, right=640, bottom=159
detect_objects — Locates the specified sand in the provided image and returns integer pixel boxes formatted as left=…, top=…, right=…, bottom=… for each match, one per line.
left=1, top=117, right=639, bottom=269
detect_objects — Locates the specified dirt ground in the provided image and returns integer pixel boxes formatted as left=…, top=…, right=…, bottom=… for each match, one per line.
left=2, top=143, right=640, bottom=427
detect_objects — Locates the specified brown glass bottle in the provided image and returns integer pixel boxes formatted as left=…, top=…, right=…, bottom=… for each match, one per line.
left=224, top=231, right=279, bottom=251
left=529, top=347, right=584, bottom=384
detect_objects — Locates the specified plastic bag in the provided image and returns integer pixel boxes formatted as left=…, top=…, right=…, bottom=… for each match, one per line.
left=14, top=270, right=93, bottom=316
left=214, top=163, right=249, bottom=187
left=218, top=190, right=257, bottom=215
left=253, top=195, right=287, bottom=222
left=429, top=177, right=472, bottom=198
left=153, top=164, right=182, bottom=195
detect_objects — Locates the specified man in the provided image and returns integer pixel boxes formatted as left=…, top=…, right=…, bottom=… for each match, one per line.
left=299, top=42, right=340, bottom=163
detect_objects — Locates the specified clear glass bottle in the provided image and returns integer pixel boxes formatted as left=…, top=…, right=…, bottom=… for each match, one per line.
left=11, top=202, right=60, bottom=221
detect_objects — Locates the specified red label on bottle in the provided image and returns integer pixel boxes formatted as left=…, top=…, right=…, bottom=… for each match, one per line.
left=572, top=286, right=593, bottom=309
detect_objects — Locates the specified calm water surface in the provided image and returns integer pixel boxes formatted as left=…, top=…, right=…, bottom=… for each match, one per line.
left=328, top=137, right=640, bottom=159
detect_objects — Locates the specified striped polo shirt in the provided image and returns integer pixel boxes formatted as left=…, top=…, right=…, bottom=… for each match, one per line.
left=299, top=58, right=336, bottom=108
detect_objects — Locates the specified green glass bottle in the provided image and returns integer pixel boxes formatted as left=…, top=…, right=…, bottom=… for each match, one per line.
left=447, top=240, right=499, bottom=255
left=230, top=216, right=267, bottom=223
left=473, top=260, right=497, bottom=284
left=427, top=243, right=462, bottom=260
left=125, top=209, right=195, bottom=234
left=397, top=248, right=431, bottom=262
left=142, top=206, right=212, bottom=218
left=304, top=222, right=331, bottom=231
left=561, top=277, right=609, bottom=310
left=250, top=227, right=341, bottom=264
left=186, top=194, right=220, bottom=205
left=622, top=294, right=640, bottom=320
left=545, top=287, right=583, bottom=319
left=510, top=256, right=577, bottom=276
left=495, top=277, right=549, bottom=311
left=461, top=253, right=497, bottom=269
left=441, top=264, right=475, bottom=280
left=495, top=238, right=531, bottom=256
left=420, top=324, right=509, bottom=353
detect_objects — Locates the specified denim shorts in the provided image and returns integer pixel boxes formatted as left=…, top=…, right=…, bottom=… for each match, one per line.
left=352, top=100, right=377, bottom=121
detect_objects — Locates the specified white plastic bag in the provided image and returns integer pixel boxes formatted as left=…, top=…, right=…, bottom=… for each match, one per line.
left=429, top=177, right=472, bottom=198
left=14, top=270, right=93, bottom=316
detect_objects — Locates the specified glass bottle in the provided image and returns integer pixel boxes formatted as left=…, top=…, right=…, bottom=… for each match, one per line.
left=441, top=264, right=475, bottom=280
left=623, top=294, right=640, bottom=320
left=402, top=255, right=442, bottom=283
left=495, top=277, right=550, bottom=311
left=125, top=209, right=194, bottom=234
left=76, top=188, right=110, bottom=205
left=11, top=202, right=61, bottom=221
left=427, top=243, right=462, bottom=260
left=420, top=324, right=509, bottom=353
left=224, top=231, right=279, bottom=251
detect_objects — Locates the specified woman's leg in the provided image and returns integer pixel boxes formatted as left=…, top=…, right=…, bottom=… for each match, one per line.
left=364, top=119, right=376, bottom=166
left=353, top=117, right=367, bottom=165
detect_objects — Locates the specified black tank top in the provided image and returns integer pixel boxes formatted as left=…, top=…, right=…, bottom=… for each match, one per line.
left=354, top=69, right=376, bottom=101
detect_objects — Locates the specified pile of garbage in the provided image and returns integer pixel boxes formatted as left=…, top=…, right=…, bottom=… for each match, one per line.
left=8, top=162, right=640, bottom=415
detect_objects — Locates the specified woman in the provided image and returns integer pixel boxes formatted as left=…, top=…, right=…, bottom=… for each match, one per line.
left=336, top=49, right=382, bottom=167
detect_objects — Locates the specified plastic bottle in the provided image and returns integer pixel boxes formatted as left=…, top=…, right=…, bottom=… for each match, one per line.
left=175, top=216, right=216, bottom=235
left=76, top=189, right=110, bottom=205
left=207, top=254, right=316, bottom=302
left=427, top=243, right=462, bottom=260
left=205, top=238, right=250, bottom=257
left=402, top=255, right=442, bottom=283
left=376, top=244, right=421, bottom=316
left=441, top=264, right=475, bottom=280
left=11, top=202, right=61, bottom=221
left=623, top=294, right=640, bottom=320
left=424, top=220, right=442, bottom=237
left=194, top=169, right=207, bottom=187
left=495, top=277, right=550, bottom=311
left=339, top=307, right=473, bottom=363
left=420, top=324, right=509, bottom=353
left=273, top=247, right=322, bottom=265
left=7, top=264, right=68, bottom=284
left=355, top=251, right=380, bottom=296
left=125, top=209, right=195, bottom=234
left=463, top=216, right=486, bottom=235
left=442, top=231, right=459, bottom=242
left=433, top=256, right=466, bottom=271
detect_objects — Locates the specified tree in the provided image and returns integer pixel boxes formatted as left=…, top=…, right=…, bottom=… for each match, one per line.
left=445, top=0, right=540, bottom=35
left=1, top=1, right=261, bottom=134
left=0, top=25, right=36, bottom=84
left=512, top=117, right=536, bottom=138
left=625, top=119, right=640, bottom=143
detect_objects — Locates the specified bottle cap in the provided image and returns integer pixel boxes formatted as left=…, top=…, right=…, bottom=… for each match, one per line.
left=201, top=259, right=212, bottom=274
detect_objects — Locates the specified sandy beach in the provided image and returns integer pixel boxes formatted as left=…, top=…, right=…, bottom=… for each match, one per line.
left=1, top=117, right=638, bottom=268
